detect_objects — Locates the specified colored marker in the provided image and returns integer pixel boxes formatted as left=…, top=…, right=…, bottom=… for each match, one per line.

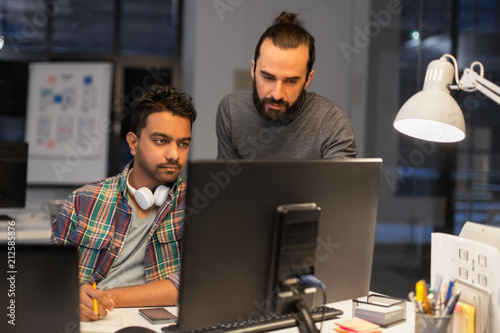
left=416, top=280, right=431, bottom=314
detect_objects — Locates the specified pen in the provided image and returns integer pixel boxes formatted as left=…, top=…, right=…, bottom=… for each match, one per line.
left=439, top=288, right=447, bottom=314
left=427, top=293, right=435, bottom=315
left=443, top=290, right=460, bottom=316
left=408, top=291, right=425, bottom=314
left=430, top=290, right=460, bottom=333
left=434, top=292, right=442, bottom=316
left=92, top=282, right=98, bottom=315
left=445, top=280, right=454, bottom=303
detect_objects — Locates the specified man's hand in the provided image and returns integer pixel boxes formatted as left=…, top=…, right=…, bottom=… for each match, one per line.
left=80, top=283, right=115, bottom=322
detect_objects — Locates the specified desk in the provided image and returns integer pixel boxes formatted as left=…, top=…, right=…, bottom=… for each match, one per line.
left=0, top=209, right=52, bottom=243
left=80, top=306, right=179, bottom=333
left=80, top=299, right=416, bottom=333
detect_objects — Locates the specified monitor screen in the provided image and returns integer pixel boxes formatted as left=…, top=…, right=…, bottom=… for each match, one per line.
left=0, top=244, right=80, bottom=332
left=0, top=142, right=28, bottom=208
left=176, top=158, right=382, bottom=332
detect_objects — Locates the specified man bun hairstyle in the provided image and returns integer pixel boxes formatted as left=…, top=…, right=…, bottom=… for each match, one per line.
left=273, top=11, right=300, bottom=25
left=254, top=11, right=315, bottom=75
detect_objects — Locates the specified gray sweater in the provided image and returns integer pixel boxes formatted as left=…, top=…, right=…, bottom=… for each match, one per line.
left=216, top=87, right=358, bottom=159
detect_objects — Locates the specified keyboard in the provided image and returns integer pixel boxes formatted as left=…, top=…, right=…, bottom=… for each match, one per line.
left=161, top=305, right=342, bottom=333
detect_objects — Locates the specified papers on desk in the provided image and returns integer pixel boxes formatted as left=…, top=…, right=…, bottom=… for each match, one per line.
left=81, top=311, right=130, bottom=332
left=352, top=294, right=406, bottom=327
left=80, top=308, right=160, bottom=333
left=431, top=232, right=500, bottom=333
left=355, top=304, right=405, bottom=325
left=453, top=301, right=475, bottom=333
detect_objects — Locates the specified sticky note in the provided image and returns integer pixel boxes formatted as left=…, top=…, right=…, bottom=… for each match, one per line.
left=335, top=317, right=381, bottom=332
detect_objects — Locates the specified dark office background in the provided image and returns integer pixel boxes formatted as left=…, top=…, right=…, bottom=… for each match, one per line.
left=1, top=0, right=499, bottom=299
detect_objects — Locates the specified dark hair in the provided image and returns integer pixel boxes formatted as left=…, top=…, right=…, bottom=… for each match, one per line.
left=253, top=12, right=315, bottom=75
left=130, top=85, right=197, bottom=136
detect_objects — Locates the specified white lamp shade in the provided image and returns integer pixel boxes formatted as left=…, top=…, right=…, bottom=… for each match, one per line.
left=393, top=58, right=466, bottom=143
left=394, top=89, right=466, bottom=142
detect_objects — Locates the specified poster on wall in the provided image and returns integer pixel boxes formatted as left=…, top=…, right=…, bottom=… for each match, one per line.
left=25, top=62, right=113, bottom=185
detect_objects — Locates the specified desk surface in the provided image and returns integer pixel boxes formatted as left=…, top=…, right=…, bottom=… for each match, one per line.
left=80, top=299, right=416, bottom=333
left=0, top=209, right=52, bottom=243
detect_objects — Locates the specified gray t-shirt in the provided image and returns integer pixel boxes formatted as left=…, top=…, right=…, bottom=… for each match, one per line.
left=97, top=191, right=157, bottom=290
left=216, top=87, right=358, bottom=159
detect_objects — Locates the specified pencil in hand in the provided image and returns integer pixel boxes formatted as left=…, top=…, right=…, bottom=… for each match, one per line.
left=92, top=282, right=98, bottom=316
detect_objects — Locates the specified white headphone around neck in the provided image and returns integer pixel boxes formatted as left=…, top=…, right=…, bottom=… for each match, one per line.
left=126, top=175, right=170, bottom=210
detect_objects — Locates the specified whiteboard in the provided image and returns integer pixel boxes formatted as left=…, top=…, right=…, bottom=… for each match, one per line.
left=25, top=62, right=113, bottom=185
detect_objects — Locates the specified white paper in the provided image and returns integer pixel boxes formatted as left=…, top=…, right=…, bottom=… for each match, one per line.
left=431, top=232, right=500, bottom=333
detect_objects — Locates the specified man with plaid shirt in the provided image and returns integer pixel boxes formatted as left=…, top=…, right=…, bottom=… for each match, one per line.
left=52, top=85, right=197, bottom=321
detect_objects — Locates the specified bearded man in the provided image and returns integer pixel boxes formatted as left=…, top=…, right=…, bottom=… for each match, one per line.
left=216, top=11, right=357, bottom=160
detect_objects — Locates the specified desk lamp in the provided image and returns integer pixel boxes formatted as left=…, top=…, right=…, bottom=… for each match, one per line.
left=393, top=54, right=500, bottom=142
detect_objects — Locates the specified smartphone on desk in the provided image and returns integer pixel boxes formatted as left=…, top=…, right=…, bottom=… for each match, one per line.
left=139, top=308, right=177, bottom=325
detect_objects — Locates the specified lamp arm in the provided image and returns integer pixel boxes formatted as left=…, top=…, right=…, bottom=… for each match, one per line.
left=441, top=54, right=460, bottom=84
left=459, top=68, right=500, bottom=106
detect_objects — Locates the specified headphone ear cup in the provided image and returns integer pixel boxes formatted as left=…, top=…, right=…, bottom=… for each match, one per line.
left=134, top=188, right=155, bottom=210
left=154, top=185, right=170, bottom=206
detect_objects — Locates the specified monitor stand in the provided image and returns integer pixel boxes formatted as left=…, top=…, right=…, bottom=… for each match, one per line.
left=275, top=286, right=320, bottom=333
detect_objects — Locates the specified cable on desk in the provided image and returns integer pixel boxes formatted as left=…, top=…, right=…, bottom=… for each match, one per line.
left=294, top=275, right=328, bottom=333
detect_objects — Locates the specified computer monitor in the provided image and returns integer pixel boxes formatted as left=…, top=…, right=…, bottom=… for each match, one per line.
left=0, top=141, right=28, bottom=208
left=176, top=158, right=382, bottom=332
left=0, top=244, right=80, bottom=332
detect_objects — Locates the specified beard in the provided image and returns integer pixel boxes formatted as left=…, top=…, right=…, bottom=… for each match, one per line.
left=252, top=80, right=307, bottom=127
left=133, top=150, right=182, bottom=185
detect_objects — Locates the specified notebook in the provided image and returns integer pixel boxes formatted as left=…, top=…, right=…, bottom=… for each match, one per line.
left=1, top=244, right=80, bottom=332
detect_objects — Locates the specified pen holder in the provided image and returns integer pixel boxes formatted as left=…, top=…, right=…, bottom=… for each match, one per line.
left=414, top=312, right=451, bottom=333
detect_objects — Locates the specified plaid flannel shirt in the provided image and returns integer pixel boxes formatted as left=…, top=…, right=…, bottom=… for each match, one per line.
left=51, top=162, right=185, bottom=289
